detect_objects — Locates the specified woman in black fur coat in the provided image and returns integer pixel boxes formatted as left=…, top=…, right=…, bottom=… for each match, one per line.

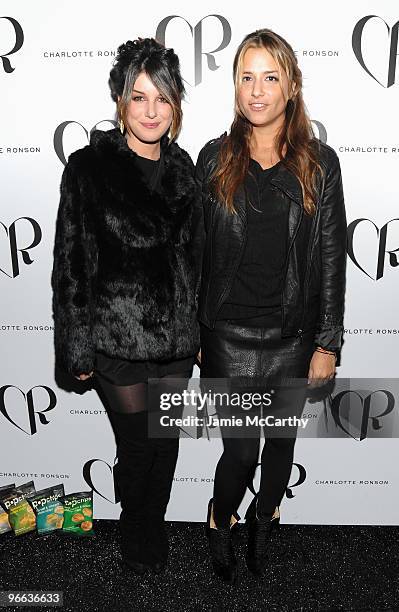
left=51, top=38, right=201, bottom=575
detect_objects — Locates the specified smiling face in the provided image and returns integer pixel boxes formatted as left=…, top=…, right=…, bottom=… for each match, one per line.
left=124, top=71, right=173, bottom=146
left=237, top=46, right=290, bottom=133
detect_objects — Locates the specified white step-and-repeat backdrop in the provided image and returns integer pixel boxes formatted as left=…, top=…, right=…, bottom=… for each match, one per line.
left=1, top=1, right=398, bottom=524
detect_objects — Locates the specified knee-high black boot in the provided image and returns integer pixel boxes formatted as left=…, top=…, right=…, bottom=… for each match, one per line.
left=143, top=437, right=179, bottom=572
left=112, top=412, right=155, bottom=573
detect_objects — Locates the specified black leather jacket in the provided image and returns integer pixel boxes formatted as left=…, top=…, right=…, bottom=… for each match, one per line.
left=195, top=136, right=347, bottom=354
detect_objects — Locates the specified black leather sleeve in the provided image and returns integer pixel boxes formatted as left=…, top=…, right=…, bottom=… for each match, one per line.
left=314, top=150, right=347, bottom=354
left=195, top=139, right=221, bottom=232
left=195, top=147, right=211, bottom=249
left=190, top=148, right=207, bottom=303
left=195, top=144, right=209, bottom=209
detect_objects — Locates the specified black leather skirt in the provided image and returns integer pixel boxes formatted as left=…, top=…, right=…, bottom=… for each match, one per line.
left=200, top=310, right=315, bottom=380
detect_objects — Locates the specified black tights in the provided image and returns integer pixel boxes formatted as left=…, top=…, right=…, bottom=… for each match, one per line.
left=213, top=435, right=297, bottom=528
left=97, top=378, right=151, bottom=414
left=96, top=371, right=192, bottom=433
left=95, top=372, right=190, bottom=519
left=95, top=371, right=191, bottom=560
left=213, top=383, right=306, bottom=528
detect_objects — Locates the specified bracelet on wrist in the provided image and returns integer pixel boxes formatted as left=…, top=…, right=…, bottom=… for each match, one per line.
left=315, top=347, right=337, bottom=358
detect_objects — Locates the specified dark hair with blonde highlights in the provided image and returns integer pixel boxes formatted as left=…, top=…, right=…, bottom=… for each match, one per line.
left=109, top=38, right=185, bottom=142
left=212, top=28, right=322, bottom=215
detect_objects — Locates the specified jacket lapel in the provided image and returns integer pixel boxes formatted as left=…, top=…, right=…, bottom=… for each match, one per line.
left=270, top=163, right=303, bottom=207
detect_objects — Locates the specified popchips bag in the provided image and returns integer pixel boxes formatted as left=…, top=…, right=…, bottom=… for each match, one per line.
left=1, top=481, right=36, bottom=536
left=60, top=491, right=94, bottom=536
left=28, top=484, right=65, bottom=536
left=0, top=483, right=15, bottom=535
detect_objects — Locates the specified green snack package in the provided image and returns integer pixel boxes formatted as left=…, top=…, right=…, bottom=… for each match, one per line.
left=60, top=491, right=94, bottom=536
left=0, top=483, right=16, bottom=535
left=28, top=485, right=65, bottom=536
left=2, top=481, right=36, bottom=536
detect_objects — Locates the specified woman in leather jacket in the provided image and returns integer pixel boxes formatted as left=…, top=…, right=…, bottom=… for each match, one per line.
left=51, top=39, right=200, bottom=575
left=196, top=29, right=347, bottom=583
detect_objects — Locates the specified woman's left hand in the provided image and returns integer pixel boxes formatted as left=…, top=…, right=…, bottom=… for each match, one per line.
left=307, top=350, right=336, bottom=387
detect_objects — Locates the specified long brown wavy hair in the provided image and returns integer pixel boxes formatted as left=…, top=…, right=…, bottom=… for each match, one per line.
left=212, top=29, right=322, bottom=215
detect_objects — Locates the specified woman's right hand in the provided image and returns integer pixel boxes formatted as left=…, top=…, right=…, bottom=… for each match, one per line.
left=74, top=371, right=94, bottom=381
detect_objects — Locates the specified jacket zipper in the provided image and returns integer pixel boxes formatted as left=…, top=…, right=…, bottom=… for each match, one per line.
left=299, top=217, right=317, bottom=339
left=279, top=192, right=303, bottom=335
left=212, top=216, right=248, bottom=327
left=298, top=178, right=324, bottom=338
left=203, top=202, right=215, bottom=314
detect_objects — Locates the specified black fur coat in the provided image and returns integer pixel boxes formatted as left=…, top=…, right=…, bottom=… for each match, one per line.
left=51, top=128, right=201, bottom=375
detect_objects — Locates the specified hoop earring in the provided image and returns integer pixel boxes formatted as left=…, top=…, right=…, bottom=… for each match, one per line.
left=119, top=118, right=125, bottom=134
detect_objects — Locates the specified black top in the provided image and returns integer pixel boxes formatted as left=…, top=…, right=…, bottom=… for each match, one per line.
left=217, top=158, right=289, bottom=321
left=134, top=153, right=163, bottom=192
left=94, top=150, right=194, bottom=385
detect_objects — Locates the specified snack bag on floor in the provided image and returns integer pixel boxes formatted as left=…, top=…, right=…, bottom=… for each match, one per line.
left=60, top=491, right=94, bottom=536
left=0, top=483, right=16, bottom=535
left=1, top=481, right=36, bottom=536
left=28, top=484, right=65, bottom=536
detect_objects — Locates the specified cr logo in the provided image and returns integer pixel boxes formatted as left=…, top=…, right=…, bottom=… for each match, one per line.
left=286, top=462, right=307, bottom=498
left=82, top=459, right=116, bottom=503
left=352, top=16, right=399, bottom=87
left=156, top=15, right=231, bottom=86
left=53, top=120, right=116, bottom=166
left=311, top=120, right=327, bottom=144
left=347, top=218, right=399, bottom=280
left=330, top=389, right=395, bottom=441
left=0, top=385, right=57, bottom=435
left=247, top=461, right=306, bottom=504
left=0, top=16, right=24, bottom=73
left=0, top=217, right=42, bottom=278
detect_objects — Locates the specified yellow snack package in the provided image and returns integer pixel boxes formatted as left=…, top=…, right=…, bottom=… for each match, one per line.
left=0, top=483, right=16, bottom=535
left=1, top=481, right=36, bottom=536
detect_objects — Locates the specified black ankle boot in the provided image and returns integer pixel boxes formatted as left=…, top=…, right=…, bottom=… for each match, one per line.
left=245, top=506, right=280, bottom=576
left=206, top=499, right=237, bottom=584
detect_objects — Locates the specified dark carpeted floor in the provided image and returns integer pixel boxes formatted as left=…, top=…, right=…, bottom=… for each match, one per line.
left=0, top=520, right=398, bottom=612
